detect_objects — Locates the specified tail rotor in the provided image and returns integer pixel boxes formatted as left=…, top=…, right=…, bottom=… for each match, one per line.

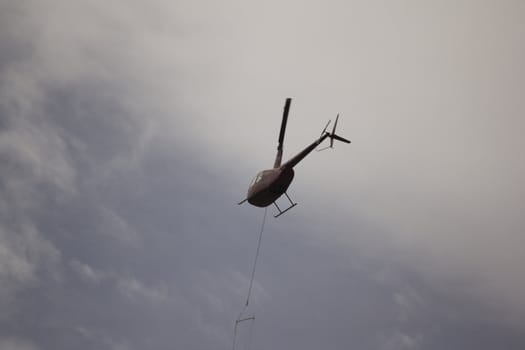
left=320, top=119, right=331, bottom=137
left=329, top=114, right=351, bottom=147
left=317, top=114, right=351, bottom=151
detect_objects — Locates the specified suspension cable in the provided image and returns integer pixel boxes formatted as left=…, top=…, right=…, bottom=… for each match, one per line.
left=245, top=207, right=267, bottom=307
left=232, top=207, right=268, bottom=350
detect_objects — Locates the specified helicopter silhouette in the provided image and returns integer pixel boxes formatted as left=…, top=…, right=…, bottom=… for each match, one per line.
left=238, top=98, right=351, bottom=217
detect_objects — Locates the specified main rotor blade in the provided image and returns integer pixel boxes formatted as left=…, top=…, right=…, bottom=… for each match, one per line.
left=277, top=98, right=292, bottom=150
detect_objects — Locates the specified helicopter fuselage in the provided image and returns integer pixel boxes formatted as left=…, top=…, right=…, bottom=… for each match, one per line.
left=238, top=98, right=350, bottom=217
left=247, top=167, right=294, bottom=207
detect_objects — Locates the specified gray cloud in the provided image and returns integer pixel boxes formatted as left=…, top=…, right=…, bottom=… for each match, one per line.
left=0, top=337, right=39, bottom=350
left=1, top=0, right=525, bottom=349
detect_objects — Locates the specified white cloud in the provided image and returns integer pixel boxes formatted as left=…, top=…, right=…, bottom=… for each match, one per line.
left=74, top=325, right=133, bottom=350
left=0, top=115, right=76, bottom=208
left=381, top=331, right=422, bottom=350
left=69, top=259, right=169, bottom=305
left=0, top=223, right=61, bottom=314
left=69, top=259, right=106, bottom=284
left=96, top=206, right=141, bottom=246
left=0, top=337, right=39, bottom=350
left=393, top=286, right=425, bottom=323
left=116, top=277, right=168, bottom=304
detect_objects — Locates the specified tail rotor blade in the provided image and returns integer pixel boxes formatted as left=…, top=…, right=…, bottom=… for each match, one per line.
left=332, top=114, right=339, bottom=135
left=332, top=134, right=351, bottom=143
left=329, top=114, right=339, bottom=148
left=328, top=113, right=351, bottom=147
left=321, top=119, right=331, bottom=136
left=317, top=114, right=350, bottom=151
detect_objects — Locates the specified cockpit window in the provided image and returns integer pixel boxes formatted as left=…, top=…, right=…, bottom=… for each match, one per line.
left=249, top=172, right=264, bottom=187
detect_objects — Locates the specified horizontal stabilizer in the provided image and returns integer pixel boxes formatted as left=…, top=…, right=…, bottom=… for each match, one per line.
left=332, top=134, right=351, bottom=144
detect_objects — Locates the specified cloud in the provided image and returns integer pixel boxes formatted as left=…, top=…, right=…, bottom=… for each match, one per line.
left=69, top=259, right=106, bottom=284
left=0, top=222, right=61, bottom=319
left=73, top=326, right=132, bottom=350
left=116, top=277, right=168, bottom=304
left=0, top=337, right=39, bottom=350
left=1, top=0, right=525, bottom=349
left=381, top=331, right=422, bottom=350
left=0, top=107, right=76, bottom=211
left=69, top=258, right=170, bottom=304
left=96, top=206, right=142, bottom=246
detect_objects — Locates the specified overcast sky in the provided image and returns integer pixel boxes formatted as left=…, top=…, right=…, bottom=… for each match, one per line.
left=1, top=1, right=525, bottom=349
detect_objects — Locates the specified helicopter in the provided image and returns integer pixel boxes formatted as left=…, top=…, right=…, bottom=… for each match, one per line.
left=238, top=98, right=351, bottom=217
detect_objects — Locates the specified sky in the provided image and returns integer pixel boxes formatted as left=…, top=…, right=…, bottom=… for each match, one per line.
left=1, top=0, right=525, bottom=349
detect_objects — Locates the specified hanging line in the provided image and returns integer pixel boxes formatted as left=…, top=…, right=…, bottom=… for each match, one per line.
left=246, top=315, right=255, bottom=350
left=245, top=206, right=268, bottom=307
left=232, top=207, right=268, bottom=350
left=232, top=315, right=255, bottom=350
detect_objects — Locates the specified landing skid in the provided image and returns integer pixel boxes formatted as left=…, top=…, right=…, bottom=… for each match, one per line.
left=273, top=192, right=298, bottom=218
